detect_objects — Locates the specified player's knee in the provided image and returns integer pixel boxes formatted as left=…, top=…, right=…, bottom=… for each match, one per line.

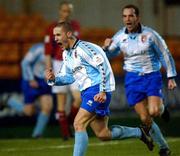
left=41, top=104, right=53, bottom=114
left=24, top=108, right=35, bottom=116
left=149, top=107, right=160, bottom=117
left=140, top=114, right=148, bottom=123
left=73, top=120, right=84, bottom=131
left=139, top=114, right=152, bottom=126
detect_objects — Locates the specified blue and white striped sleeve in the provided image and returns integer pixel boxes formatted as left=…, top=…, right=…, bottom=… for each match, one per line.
left=21, top=48, right=38, bottom=81
left=151, top=30, right=177, bottom=78
left=53, top=62, right=75, bottom=86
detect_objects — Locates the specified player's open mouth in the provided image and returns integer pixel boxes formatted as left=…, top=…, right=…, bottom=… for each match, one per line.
left=126, top=23, right=132, bottom=26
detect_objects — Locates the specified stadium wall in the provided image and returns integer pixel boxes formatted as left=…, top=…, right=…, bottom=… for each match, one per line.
left=0, top=0, right=180, bottom=35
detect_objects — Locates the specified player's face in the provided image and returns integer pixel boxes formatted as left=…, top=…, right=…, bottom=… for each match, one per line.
left=122, top=8, right=139, bottom=33
left=59, top=4, right=73, bottom=21
left=53, top=27, right=70, bottom=50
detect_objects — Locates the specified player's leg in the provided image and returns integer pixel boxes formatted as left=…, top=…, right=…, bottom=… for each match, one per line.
left=73, top=84, right=108, bottom=156
left=32, top=94, right=53, bottom=138
left=146, top=72, right=170, bottom=122
left=148, top=96, right=163, bottom=117
left=73, top=108, right=95, bottom=156
left=7, top=80, right=35, bottom=115
left=90, top=116, right=142, bottom=140
left=148, top=96, right=170, bottom=122
left=134, top=98, right=170, bottom=155
left=90, top=116, right=111, bottom=140
left=90, top=115, right=153, bottom=151
left=68, top=83, right=81, bottom=125
left=134, top=100, right=156, bottom=149
left=55, top=88, right=70, bottom=140
left=146, top=72, right=171, bottom=155
left=125, top=72, right=155, bottom=150
left=148, top=96, right=171, bottom=155
left=23, top=104, right=36, bottom=116
left=7, top=96, right=24, bottom=113
left=147, top=71, right=164, bottom=118
left=134, top=99, right=152, bottom=129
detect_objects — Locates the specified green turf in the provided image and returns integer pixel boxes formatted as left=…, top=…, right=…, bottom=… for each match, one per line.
left=0, top=137, right=180, bottom=156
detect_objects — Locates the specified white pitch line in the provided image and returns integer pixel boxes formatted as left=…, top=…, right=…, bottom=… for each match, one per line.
left=0, top=141, right=120, bottom=152
left=0, top=138, right=179, bottom=152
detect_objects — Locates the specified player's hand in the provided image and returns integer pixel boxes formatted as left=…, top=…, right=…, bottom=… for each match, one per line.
left=29, top=80, right=39, bottom=88
left=45, top=68, right=55, bottom=81
left=94, top=92, right=107, bottom=103
left=168, top=79, right=177, bottom=90
left=102, top=38, right=112, bottom=50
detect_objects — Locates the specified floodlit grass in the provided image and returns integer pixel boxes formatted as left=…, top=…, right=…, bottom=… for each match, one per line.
left=0, top=137, right=180, bottom=156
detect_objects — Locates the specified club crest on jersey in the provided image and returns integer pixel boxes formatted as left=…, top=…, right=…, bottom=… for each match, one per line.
left=64, top=56, right=67, bottom=61
left=141, top=35, right=147, bottom=43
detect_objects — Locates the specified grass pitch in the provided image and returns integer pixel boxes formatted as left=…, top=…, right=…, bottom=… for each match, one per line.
left=0, top=137, right=180, bottom=156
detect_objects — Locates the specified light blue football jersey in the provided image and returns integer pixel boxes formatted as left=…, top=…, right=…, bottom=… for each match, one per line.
left=106, top=25, right=176, bottom=78
left=49, top=40, right=115, bottom=92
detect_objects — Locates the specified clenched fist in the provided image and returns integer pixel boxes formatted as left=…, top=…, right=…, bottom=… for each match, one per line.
left=45, top=68, right=55, bottom=81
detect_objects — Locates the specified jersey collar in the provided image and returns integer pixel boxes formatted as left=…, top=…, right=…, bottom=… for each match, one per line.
left=72, top=38, right=80, bottom=49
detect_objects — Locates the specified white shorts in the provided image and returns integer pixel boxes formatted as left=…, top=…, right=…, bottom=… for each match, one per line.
left=52, top=59, right=79, bottom=93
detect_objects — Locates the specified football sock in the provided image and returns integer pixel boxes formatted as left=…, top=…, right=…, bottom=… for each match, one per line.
left=7, top=98, right=24, bottom=113
left=111, top=125, right=141, bottom=139
left=73, top=131, right=88, bottom=156
left=57, top=111, right=70, bottom=138
left=32, top=112, right=49, bottom=138
left=149, top=121, right=169, bottom=149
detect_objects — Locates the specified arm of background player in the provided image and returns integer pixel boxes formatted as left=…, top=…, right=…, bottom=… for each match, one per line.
left=21, top=48, right=38, bottom=81
left=103, top=38, right=121, bottom=59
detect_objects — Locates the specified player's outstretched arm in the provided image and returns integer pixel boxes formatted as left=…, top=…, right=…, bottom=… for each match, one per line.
left=45, top=68, right=75, bottom=86
left=102, top=38, right=112, bottom=50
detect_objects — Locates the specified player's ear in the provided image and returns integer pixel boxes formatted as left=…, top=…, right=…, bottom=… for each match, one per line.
left=67, top=31, right=73, bottom=38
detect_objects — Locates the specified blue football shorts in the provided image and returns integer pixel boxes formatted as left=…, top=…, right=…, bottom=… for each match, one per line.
left=81, top=84, right=112, bottom=117
left=21, top=77, right=51, bottom=104
left=125, top=71, right=163, bottom=106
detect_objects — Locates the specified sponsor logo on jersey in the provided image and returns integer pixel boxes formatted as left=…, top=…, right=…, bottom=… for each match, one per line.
left=87, top=100, right=93, bottom=106
left=72, top=66, right=83, bottom=73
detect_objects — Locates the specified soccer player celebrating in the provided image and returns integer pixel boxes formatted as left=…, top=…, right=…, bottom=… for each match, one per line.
left=45, top=22, right=154, bottom=156
left=44, top=1, right=81, bottom=140
left=103, top=4, right=177, bottom=156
